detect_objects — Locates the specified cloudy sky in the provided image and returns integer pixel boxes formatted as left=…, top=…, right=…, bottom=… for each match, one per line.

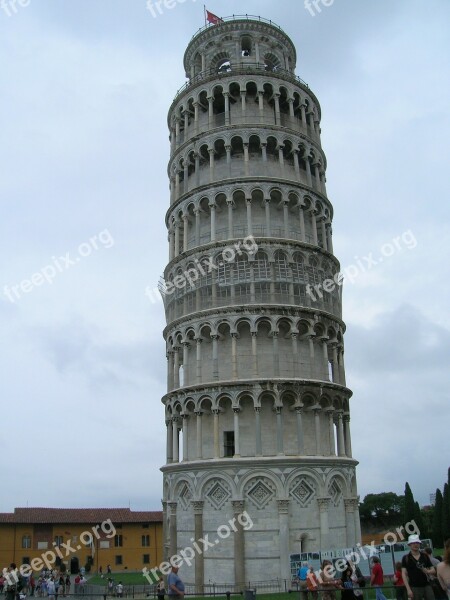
left=1, top=0, right=449, bottom=517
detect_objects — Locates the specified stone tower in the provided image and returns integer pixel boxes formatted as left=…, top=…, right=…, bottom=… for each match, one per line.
left=161, top=15, right=360, bottom=587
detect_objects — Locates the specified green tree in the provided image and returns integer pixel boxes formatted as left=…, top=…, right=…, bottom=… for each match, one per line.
left=359, top=492, right=404, bottom=525
left=414, top=500, right=427, bottom=538
left=404, top=482, right=416, bottom=524
left=443, top=483, right=450, bottom=540
left=432, top=488, right=444, bottom=547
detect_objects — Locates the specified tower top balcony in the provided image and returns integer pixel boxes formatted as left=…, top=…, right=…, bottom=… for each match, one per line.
left=183, top=15, right=298, bottom=83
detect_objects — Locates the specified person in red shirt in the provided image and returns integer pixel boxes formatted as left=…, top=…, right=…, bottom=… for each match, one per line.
left=371, top=557, right=387, bottom=600
left=394, top=561, right=407, bottom=600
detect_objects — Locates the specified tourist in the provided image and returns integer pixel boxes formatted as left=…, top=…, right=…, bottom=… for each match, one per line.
left=341, top=564, right=356, bottom=600
left=65, top=575, right=71, bottom=596
left=297, top=561, right=310, bottom=600
left=393, top=561, right=407, bottom=600
left=401, top=534, right=435, bottom=600
left=306, top=566, right=320, bottom=600
left=319, top=559, right=339, bottom=600
left=167, top=565, right=184, bottom=598
left=116, top=582, right=124, bottom=598
left=370, top=557, right=388, bottom=600
left=157, top=577, right=166, bottom=600
left=424, top=548, right=440, bottom=568
left=47, top=577, right=56, bottom=600
left=436, top=539, right=450, bottom=595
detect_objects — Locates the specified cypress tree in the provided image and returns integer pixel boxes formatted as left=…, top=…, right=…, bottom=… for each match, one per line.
left=432, top=488, right=444, bottom=547
left=443, top=483, right=450, bottom=540
left=404, top=482, right=416, bottom=524
left=414, top=500, right=426, bottom=539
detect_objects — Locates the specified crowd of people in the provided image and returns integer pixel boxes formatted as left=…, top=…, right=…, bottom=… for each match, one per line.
left=295, top=536, right=450, bottom=600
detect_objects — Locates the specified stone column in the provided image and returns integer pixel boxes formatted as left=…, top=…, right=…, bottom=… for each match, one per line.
left=168, top=501, right=178, bottom=558
left=296, top=406, right=305, bottom=454
left=174, top=221, right=180, bottom=258
left=274, top=93, right=281, bottom=124
left=207, top=96, right=213, bottom=128
left=227, top=198, right=234, bottom=237
left=339, top=348, right=346, bottom=386
left=326, top=409, right=336, bottom=456
left=343, top=415, right=352, bottom=457
left=299, top=204, right=306, bottom=241
left=195, top=411, right=203, bottom=459
left=173, top=346, right=180, bottom=388
left=192, top=501, right=204, bottom=592
left=331, top=344, right=339, bottom=384
left=212, top=409, right=220, bottom=458
left=258, top=91, right=264, bottom=122
left=195, top=337, right=202, bottom=382
left=194, top=209, right=200, bottom=246
left=243, top=143, right=249, bottom=176
left=162, top=500, right=169, bottom=561
left=344, top=499, right=356, bottom=547
left=293, top=149, right=300, bottom=179
left=278, top=500, right=291, bottom=582
left=183, top=161, right=189, bottom=195
left=255, top=407, right=262, bottom=455
left=261, top=142, right=267, bottom=163
left=175, top=118, right=180, bottom=146
left=276, top=407, right=284, bottom=455
left=240, top=91, right=246, bottom=116
left=182, top=215, right=189, bottom=252
left=317, top=497, right=331, bottom=549
left=308, top=335, right=315, bottom=378
left=310, top=210, right=318, bottom=245
left=321, top=336, right=329, bottom=380
left=208, top=148, right=215, bottom=183
left=251, top=331, right=258, bottom=377
left=167, top=350, right=174, bottom=391
left=226, top=145, right=232, bottom=178
left=272, top=331, right=280, bottom=376
left=211, top=334, right=219, bottom=379
left=326, top=222, right=334, bottom=254
left=265, top=198, right=271, bottom=236
left=172, top=418, right=179, bottom=463
left=283, top=201, right=289, bottom=238
left=313, top=407, right=321, bottom=455
left=291, top=333, right=299, bottom=377
left=246, top=197, right=252, bottom=236
left=336, top=412, right=345, bottom=456
left=195, top=153, right=200, bottom=187
left=193, top=102, right=199, bottom=134
left=305, top=157, right=312, bottom=187
left=182, top=414, right=189, bottom=461
left=166, top=419, right=173, bottom=463
left=231, top=333, right=238, bottom=379
left=224, top=91, right=230, bottom=125
left=209, top=202, right=216, bottom=242
left=300, top=104, right=307, bottom=129
left=182, top=342, right=189, bottom=386
left=232, top=500, right=245, bottom=584
left=169, top=228, right=175, bottom=261
left=320, top=218, right=327, bottom=250
left=233, top=408, right=241, bottom=456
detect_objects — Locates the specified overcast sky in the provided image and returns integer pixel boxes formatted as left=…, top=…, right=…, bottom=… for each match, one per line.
left=1, top=0, right=449, bottom=518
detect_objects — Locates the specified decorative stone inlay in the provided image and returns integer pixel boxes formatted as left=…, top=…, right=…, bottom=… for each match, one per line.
left=290, top=477, right=316, bottom=507
left=329, top=479, right=343, bottom=506
left=245, top=478, right=276, bottom=509
left=178, top=483, right=193, bottom=510
left=205, top=480, right=232, bottom=509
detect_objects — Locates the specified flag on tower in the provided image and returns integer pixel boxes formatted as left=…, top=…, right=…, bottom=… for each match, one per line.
left=204, top=8, right=223, bottom=25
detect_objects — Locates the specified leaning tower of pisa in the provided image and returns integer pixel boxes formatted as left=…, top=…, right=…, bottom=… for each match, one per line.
left=161, top=15, right=361, bottom=587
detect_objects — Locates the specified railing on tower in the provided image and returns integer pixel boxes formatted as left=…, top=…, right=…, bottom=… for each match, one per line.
left=174, top=63, right=309, bottom=100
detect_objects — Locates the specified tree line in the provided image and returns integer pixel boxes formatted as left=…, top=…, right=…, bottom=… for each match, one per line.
left=359, top=467, right=450, bottom=548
